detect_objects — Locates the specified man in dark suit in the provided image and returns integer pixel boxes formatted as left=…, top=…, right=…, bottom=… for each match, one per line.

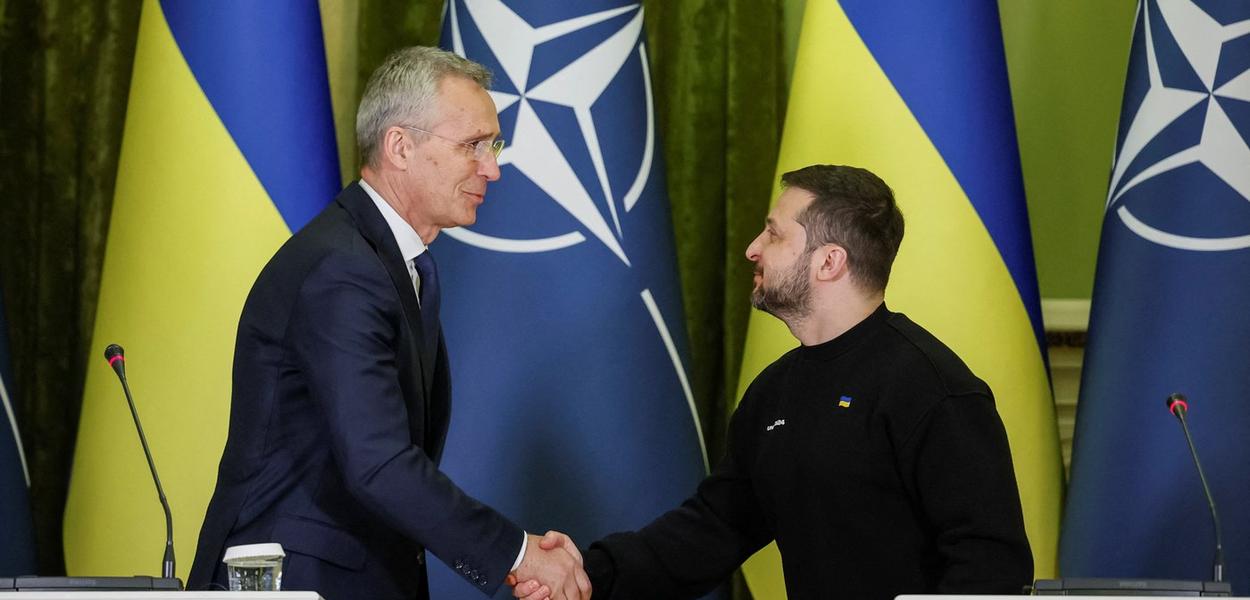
left=188, top=47, right=590, bottom=600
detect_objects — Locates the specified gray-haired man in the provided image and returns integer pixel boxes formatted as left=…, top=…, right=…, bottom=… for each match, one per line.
left=189, top=46, right=589, bottom=600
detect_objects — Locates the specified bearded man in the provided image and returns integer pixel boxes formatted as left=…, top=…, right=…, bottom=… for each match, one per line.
left=515, top=164, right=1033, bottom=600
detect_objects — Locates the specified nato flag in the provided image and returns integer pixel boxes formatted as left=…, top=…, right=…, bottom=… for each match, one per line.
left=1060, top=0, right=1250, bottom=594
left=0, top=286, right=36, bottom=576
left=432, top=1, right=712, bottom=598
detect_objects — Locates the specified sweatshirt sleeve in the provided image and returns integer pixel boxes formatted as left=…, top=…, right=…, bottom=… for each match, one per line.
left=900, top=392, right=1034, bottom=594
left=586, top=382, right=775, bottom=600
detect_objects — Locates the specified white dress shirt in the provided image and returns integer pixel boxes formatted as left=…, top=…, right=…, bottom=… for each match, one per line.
left=358, top=179, right=528, bottom=572
left=360, top=179, right=426, bottom=300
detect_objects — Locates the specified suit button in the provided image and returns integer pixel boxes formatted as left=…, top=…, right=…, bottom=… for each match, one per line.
left=454, top=559, right=464, bottom=570
left=416, top=551, right=425, bottom=566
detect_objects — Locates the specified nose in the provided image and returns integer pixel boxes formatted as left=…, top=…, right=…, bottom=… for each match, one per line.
left=745, top=230, right=764, bottom=262
left=479, top=150, right=502, bottom=181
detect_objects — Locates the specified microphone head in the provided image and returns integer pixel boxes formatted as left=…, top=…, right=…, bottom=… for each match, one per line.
left=104, top=344, right=126, bottom=376
left=1166, top=392, right=1188, bottom=417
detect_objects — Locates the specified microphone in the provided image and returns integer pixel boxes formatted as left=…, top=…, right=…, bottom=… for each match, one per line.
left=104, top=343, right=126, bottom=378
left=104, top=344, right=176, bottom=580
left=1165, top=392, right=1225, bottom=584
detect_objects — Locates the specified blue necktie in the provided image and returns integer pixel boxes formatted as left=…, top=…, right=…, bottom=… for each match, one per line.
left=412, top=250, right=440, bottom=350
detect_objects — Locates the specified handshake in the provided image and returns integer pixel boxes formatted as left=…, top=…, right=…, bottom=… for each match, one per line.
left=506, top=530, right=592, bottom=600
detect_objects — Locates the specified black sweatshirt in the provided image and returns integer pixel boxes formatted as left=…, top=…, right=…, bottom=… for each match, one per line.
left=586, top=304, right=1033, bottom=599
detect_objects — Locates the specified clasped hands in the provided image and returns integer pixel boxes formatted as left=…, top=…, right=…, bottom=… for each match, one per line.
left=506, top=530, right=591, bottom=600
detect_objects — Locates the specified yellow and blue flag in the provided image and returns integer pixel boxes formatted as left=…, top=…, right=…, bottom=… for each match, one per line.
left=1061, top=0, right=1250, bottom=593
left=433, top=1, right=714, bottom=597
left=1, top=286, right=36, bottom=577
left=63, top=0, right=339, bottom=580
left=737, top=1, right=1064, bottom=596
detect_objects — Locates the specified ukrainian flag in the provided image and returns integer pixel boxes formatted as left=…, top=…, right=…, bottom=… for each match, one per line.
left=63, top=0, right=340, bottom=579
left=737, top=1, right=1064, bottom=596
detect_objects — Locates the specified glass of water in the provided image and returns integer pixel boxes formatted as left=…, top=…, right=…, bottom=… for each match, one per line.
left=223, top=542, right=285, bottom=591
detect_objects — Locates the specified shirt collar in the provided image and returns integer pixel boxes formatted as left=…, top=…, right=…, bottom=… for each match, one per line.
left=359, top=178, right=427, bottom=263
left=796, top=302, right=891, bottom=362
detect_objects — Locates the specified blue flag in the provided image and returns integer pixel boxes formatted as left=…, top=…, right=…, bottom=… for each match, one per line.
left=1061, top=0, right=1250, bottom=593
left=0, top=287, right=36, bottom=576
left=434, top=1, right=710, bottom=597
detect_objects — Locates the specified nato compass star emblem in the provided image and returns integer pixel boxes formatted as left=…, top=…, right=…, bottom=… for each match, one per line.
left=440, top=1, right=707, bottom=465
left=1107, top=0, right=1250, bottom=251
left=442, top=0, right=656, bottom=267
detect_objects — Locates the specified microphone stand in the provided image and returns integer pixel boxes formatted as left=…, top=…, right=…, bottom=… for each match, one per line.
left=1, top=347, right=182, bottom=592
left=115, top=355, right=177, bottom=579
left=1168, top=394, right=1225, bottom=584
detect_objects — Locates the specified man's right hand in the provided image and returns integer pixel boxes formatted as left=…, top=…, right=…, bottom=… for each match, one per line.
left=509, top=531, right=591, bottom=600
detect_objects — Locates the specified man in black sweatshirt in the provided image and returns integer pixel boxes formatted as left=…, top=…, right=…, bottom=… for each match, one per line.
left=513, top=164, right=1032, bottom=600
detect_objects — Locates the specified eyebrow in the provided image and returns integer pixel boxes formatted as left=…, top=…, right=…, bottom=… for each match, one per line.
left=465, top=127, right=500, bottom=142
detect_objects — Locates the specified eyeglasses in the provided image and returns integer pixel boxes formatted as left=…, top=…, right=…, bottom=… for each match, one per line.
left=400, top=125, right=505, bottom=161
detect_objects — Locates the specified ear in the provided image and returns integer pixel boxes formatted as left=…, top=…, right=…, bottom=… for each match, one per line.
left=813, top=244, right=849, bottom=282
left=380, top=126, right=413, bottom=171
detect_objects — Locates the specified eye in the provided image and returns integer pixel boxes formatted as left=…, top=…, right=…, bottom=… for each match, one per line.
left=468, top=138, right=506, bottom=160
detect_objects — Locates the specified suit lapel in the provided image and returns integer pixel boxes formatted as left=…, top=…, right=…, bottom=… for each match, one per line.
left=335, top=182, right=434, bottom=442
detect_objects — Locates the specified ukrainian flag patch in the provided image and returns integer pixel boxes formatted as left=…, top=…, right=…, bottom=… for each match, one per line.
left=837, top=396, right=852, bottom=408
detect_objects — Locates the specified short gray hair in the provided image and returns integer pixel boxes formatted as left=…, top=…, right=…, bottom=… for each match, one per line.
left=356, top=46, right=493, bottom=168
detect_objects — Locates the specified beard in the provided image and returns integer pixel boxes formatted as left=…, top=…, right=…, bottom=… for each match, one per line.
left=751, top=257, right=812, bottom=322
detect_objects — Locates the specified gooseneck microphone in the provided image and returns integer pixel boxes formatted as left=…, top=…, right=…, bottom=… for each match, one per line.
left=1165, top=392, right=1225, bottom=584
left=104, top=344, right=176, bottom=580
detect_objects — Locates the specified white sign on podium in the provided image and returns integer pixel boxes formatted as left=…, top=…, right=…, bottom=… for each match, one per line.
left=0, top=593, right=323, bottom=599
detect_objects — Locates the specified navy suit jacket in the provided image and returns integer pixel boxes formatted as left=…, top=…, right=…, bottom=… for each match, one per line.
left=188, top=182, right=522, bottom=599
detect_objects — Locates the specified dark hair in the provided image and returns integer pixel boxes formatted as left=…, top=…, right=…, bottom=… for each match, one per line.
left=782, top=164, right=904, bottom=293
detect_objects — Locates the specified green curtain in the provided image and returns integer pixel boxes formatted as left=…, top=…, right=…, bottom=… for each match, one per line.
left=0, top=1, right=786, bottom=593
left=0, top=0, right=142, bottom=574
